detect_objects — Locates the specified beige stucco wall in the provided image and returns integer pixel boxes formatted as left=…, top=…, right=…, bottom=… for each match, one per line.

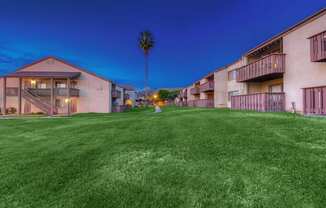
left=283, top=13, right=326, bottom=113
left=226, top=58, right=248, bottom=107
left=199, top=79, right=208, bottom=99
left=15, top=58, right=113, bottom=113
left=214, top=69, right=227, bottom=108
left=186, top=85, right=199, bottom=101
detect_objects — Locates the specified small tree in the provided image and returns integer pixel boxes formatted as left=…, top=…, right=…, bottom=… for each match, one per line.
left=158, top=90, right=179, bottom=101
left=158, top=90, right=170, bottom=100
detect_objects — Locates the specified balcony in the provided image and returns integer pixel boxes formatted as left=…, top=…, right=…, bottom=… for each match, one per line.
left=190, top=87, right=200, bottom=95
left=187, top=99, right=214, bottom=108
left=6, top=88, right=80, bottom=97
left=30, top=88, right=80, bottom=97
left=112, top=90, right=121, bottom=98
left=231, top=93, right=285, bottom=112
left=6, top=88, right=19, bottom=96
left=236, top=53, right=285, bottom=82
left=309, top=31, right=326, bottom=62
left=200, top=81, right=214, bottom=92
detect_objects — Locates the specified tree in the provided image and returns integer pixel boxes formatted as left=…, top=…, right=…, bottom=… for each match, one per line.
left=167, top=90, right=179, bottom=100
left=158, top=90, right=179, bottom=101
left=158, top=90, right=170, bottom=100
left=138, top=31, right=155, bottom=93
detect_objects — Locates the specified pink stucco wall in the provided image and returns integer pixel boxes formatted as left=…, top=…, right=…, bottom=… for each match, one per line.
left=214, top=69, right=227, bottom=108
left=283, top=13, right=326, bottom=113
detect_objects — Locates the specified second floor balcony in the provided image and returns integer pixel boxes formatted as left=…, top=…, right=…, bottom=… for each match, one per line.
left=6, top=87, right=80, bottom=97
left=190, top=87, right=200, bottom=95
left=200, top=81, right=214, bottom=92
left=236, top=53, right=286, bottom=82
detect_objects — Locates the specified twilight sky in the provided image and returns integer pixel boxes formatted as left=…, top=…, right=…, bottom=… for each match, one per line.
left=0, top=0, right=325, bottom=89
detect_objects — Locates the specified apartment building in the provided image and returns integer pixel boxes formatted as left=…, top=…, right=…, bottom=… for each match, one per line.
left=0, top=57, right=130, bottom=115
left=186, top=72, right=215, bottom=108
left=179, top=8, right=326, bottom=115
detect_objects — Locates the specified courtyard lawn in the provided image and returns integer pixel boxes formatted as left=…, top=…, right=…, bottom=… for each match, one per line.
left=1, top=107, right=326, bottom=208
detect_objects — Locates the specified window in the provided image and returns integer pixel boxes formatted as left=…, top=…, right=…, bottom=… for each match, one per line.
left=269, top=84, right=283, bottom=93
left=37, top=83, right=47, bottom=89
left=55, top=81, right=66, bottom=88
left=228, top=70, right=237, bottom=81
left=228, top=91, right=239, bottom=101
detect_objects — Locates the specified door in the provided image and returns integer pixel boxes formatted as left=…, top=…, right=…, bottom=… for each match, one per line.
left=71, top=99, right=77, bottom=113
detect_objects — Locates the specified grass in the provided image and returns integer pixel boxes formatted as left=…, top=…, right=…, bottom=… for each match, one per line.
left=1, top=107, right=326, bottom=208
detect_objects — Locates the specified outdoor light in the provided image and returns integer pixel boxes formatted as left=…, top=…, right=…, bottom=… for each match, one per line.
left=65, top=98, right=70, bottom=104
left=153, top=94, right=158, bottom=99
left=126, top=99, right=133, bottom=106
left=31, top=80, right=36, bottom=85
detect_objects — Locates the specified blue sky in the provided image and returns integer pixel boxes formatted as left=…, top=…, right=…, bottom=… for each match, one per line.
left=0, top=0, right=325, bottom=89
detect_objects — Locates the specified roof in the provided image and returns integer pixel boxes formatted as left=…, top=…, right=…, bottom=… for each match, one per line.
left=2, top=56, right=112, bottom=82
left=246, top=8, right=326, bottom=56
left=6, top=71, right=81, bottom=79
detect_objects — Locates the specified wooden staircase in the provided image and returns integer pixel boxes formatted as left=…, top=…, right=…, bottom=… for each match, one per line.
left=22, top=89, right=57, bottom=115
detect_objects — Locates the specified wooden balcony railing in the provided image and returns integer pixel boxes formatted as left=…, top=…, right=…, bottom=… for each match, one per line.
left=176, top=101, right=187, bottom=107
left=200, top=81, right=214, bottom=92
left=6, top=87, right=18, bottom=96
left=303, top=86, right=326, bottom=115
left=6, top=88, right=80, bottom=97
left=28, top=88, right=80, bottom=97
left=190, top=87, right=200, bottom=95
left=309, top=31, right=326, bottom=62
left=187, top=99, right=214, bottom=108
left=231, top=93, right=285, bottom=112
left=236, top=53, right=286, bottom=82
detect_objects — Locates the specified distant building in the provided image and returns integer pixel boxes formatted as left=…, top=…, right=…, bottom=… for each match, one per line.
left=0, top=57, right=129, bottom=115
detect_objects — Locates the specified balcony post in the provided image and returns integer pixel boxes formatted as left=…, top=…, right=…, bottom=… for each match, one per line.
left=2, top=77, right=6, bottom=115
left=67, top=78, right=71, bottom=116
left=50, top=78, right=54, bottom=116
left=18, top=78, right=22, bottom=115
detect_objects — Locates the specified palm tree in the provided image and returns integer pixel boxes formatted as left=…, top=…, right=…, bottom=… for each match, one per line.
left=138, top=30, right=155, bottom=93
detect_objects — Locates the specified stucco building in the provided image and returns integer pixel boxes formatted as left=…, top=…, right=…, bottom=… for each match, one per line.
left=0, top=57, right=130, bottom=115
left=178, top=8, right=326, bottom=115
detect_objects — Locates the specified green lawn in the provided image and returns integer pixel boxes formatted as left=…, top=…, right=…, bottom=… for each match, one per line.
left=1, top=107, right=326, bottom=208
